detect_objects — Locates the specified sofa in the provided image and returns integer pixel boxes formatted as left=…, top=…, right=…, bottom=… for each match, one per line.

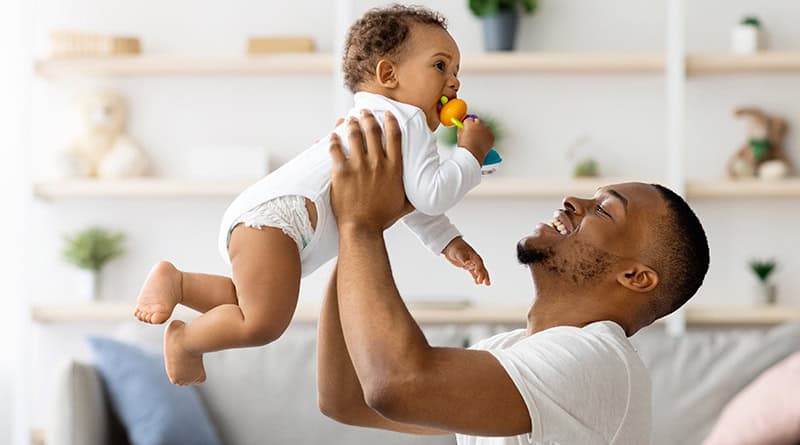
left=45, top=319, right=800, bottom=445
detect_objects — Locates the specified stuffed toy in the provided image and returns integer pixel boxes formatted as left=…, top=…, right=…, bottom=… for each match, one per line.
left=727, top=107, right=792, bottom=180
left=57, top=90, right=149, bottom=178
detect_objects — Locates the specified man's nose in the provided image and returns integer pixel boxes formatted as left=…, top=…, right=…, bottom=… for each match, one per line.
left=562, top=196, right=587, bottom=215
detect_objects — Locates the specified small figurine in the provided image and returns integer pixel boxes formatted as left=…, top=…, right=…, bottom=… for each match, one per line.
left=727, top=107, right=792, bottom=180
left=439, top=96, right=502, bottom=175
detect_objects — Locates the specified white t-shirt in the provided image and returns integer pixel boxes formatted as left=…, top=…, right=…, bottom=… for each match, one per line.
left=217, top=92, right=482, bottom=276
left=456, top=321, right=651, bottom=445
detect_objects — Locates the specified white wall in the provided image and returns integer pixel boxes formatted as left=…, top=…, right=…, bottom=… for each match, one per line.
left=20, top=0, right=800, bottom=437
left=1, top=0, right=30, bottom=442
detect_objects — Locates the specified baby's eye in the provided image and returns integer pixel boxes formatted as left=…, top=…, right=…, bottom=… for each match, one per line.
left=434, top=61, right=446, bottom=71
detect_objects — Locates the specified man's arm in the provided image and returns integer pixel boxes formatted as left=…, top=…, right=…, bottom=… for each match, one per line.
left=316, top=264, right=446, bottom=435
left=328, top=111, right=530, bottom=437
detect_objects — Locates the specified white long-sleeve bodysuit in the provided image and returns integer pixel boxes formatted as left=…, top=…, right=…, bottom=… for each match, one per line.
left=217, top=92, right=482, bottom=276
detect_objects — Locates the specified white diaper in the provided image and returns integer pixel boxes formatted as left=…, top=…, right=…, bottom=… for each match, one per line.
left=228, top=195, right=315, bottom=253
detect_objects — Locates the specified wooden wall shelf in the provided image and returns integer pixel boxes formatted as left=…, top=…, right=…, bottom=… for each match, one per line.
left=32, top=178, right=254, bottom=200
left=37, top=52, right=800, bottom=79
left=30, top=302, right=529, bottom=325
left=687, top=52, right=800, bottom=75
left=687, top=178, right=800, bottom=198
left=467, top=177, right=658, bottom=198
left=31, top=302, right=800, bottom=326
left=463, top=53, right=665, bottom=74
left=36, top=53, right=667, bottom=79
left=35, top=54, right=336, bottom=78
left=683, top=305, right=800, bottom=325
left=32, top=177, right=659, bottom=200
left=34, top=177, right=800, bottom=200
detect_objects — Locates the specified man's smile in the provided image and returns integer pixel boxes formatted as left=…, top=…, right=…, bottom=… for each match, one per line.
left=543, top=210, right=576, bottom=237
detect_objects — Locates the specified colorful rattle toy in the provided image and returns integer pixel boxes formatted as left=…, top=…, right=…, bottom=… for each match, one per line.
left=439, top=96, right=503, bottom=175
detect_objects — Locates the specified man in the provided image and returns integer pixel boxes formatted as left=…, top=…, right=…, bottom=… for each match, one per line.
left=317, top=111, right=709, bottom=444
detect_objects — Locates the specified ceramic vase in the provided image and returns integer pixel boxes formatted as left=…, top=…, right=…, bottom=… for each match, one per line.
left=731, top=25, right=760, bottom=53
left=755, top=282, right=777, bottom=305
left=77, top=269, right=101, bottom=301
left=481, top=10, right=518, bottom=51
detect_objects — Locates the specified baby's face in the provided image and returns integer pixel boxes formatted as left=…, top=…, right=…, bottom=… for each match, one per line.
left=391, top=24, right=461, bottom=131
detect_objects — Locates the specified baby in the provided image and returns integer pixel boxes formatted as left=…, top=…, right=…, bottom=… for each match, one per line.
left=134, top=4, right=495, bottom=385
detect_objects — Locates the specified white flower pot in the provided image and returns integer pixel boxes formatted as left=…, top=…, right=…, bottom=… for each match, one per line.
left=731, top=25, right=760, bottom=53
left=753, top=282, right=777, bottom=305
left=76, top=269, right=101, bottom=301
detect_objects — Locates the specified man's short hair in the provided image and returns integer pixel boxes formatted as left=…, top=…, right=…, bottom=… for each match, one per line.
left=647, top=184, right=710, bottom=320
left=342, top=4, right=447, bottom=93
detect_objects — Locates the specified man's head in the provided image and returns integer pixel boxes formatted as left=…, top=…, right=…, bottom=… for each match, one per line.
left=517, top=182, right=709, bottom=334
left=342, top=5, right=461, bottom=131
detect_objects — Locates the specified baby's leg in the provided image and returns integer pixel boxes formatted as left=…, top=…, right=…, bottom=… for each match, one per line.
left=164, top=224, right=301, bottom=385
left=134, top=263, right=238, bottom=324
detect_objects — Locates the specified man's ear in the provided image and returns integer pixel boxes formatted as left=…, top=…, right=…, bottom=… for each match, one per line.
left=617, top=264, right=659, bottom=293
left=376, top=59, right=399, bottom=89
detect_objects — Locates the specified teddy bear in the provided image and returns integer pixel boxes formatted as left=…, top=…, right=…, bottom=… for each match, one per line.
left=727, top=107, right=793, bottom=180
left=56, top=90, right=149, bottom=179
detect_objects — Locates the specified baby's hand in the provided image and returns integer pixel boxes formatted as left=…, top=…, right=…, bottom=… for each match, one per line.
left=457, top=117, right=494, bottom=166
left=442, top=237, right=491, bottom=286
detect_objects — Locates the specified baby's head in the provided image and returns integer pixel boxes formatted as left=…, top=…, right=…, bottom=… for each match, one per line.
left=343, top=4, right=461, bottom=131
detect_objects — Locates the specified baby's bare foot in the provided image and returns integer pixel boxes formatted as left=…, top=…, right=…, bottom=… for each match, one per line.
left=134, top=261, right=182, bottom=324
left=164, top=320, right=206, bottom=385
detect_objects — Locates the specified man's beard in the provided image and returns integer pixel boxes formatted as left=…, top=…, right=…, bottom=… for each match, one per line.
left=517, top=242, right=554, bottom=265
left=517, top=239, right=618, bottom=286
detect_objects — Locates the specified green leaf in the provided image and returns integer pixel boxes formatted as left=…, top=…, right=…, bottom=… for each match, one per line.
left=574, top=158, right=599, bottom=177
left=62, top=227, right=126, bottom=271
left=469, top=0, right=538, bottom=16
left=740, top=16, right=760, bottom=27
left=749, top=258, right=776, bottom=283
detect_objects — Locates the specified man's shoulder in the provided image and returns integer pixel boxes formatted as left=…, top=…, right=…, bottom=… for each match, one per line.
left=469, top=328, right=528, bottom=351
left=473, top=321, right=639, bottom=362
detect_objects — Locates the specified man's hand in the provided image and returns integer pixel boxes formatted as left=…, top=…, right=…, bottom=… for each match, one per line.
left=458, top=117, right=494, bottom=165
left=442, top=237, right=491, bottom=286
left=329, top=110, right=413, bottom=233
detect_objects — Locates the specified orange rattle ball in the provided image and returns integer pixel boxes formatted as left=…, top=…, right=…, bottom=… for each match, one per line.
left=439, top=97, right=468, bottom=127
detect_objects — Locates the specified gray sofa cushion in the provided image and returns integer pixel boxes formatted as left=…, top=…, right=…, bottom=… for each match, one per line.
left=47, top=360, right=129, bottom=445
left=632, top=323, right=800, bottom=445
left=197, top=323, right=463, bottom=445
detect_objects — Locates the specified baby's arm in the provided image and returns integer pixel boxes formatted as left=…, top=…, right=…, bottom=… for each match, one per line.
left=401, top=211, right=461, bottom=255
left=400, top=114, right=483, bottom=216
left=402, top=212, right=490, bottom=285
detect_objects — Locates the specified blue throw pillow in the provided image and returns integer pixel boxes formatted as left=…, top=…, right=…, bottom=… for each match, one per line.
left=88, top=336, right=222, bottom=445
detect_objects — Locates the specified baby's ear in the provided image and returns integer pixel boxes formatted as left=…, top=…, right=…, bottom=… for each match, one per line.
left=376, top=59, right=399, bottom=89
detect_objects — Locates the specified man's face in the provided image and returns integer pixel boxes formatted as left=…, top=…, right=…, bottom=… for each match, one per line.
left=517, top=182, right=665, bottom=287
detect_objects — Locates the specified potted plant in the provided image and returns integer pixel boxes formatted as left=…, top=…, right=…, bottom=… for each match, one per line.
left=565, top=134, right=601, bottom=178
left=469, top=0, right=538, bottom=51
left=62, top=227, right=125, bottom=301
left=731, top=15, right=762, bottom=53
left=573, top=158, right=599, bottom=178
left=749, top=258, right=777, bottom=304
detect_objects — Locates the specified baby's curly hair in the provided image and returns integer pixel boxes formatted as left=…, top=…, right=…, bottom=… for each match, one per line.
left=342, top=4, right=447, bottom=92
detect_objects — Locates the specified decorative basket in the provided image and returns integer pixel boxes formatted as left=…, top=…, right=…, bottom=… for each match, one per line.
left=50, top=31, right=141, bottom=58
